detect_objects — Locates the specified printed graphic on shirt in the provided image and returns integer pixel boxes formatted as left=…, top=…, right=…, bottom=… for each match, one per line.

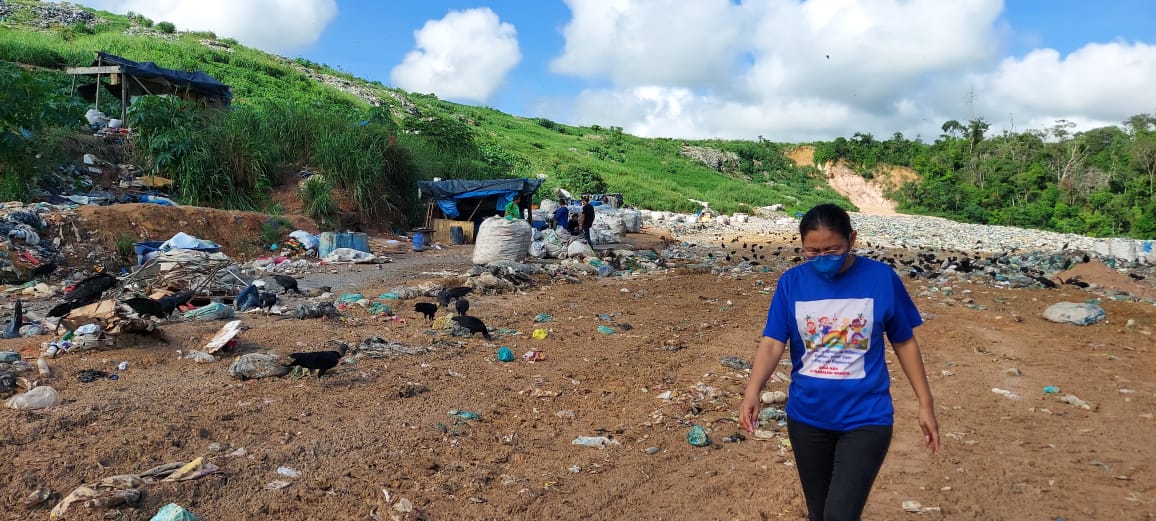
left=795, top=298, right=874, bottom=380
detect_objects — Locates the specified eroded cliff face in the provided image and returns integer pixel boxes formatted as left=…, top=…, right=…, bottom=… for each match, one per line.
left=786, top=145, right=918, bottom=216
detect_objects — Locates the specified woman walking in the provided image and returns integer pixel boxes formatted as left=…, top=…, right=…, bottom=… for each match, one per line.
left=740, top=203, right=939, bottom=521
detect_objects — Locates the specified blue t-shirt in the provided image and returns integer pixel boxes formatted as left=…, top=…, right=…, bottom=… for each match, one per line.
left=762, top=256, right=922, bottom=431
left=554, top=206, right=570, bottom=225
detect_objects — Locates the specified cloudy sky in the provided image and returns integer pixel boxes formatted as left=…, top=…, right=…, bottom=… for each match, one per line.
left=74, top=0, right=1156, bottom=142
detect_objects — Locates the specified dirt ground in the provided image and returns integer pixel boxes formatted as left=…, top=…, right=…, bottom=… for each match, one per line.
left=3, top=227, right=1156, bottom=521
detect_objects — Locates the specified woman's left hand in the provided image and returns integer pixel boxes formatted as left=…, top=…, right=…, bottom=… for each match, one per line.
left=919, top=406, right=940, bottom=454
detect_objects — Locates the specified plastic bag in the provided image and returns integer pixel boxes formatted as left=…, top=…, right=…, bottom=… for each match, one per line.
left=472, top=216, right=532, bottom=265
left=529, top=240, right=547, bottom=258
left=6, top=386, right=61, bottom=410
left=150, top=503, right=200, bottom=521
left=567, top=241, right=594, bottom=259
left=621, top=209, right=642, bottom=233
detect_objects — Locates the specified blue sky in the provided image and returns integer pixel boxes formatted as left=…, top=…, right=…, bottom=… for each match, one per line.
left=74, top=1, right=1156, bottom=141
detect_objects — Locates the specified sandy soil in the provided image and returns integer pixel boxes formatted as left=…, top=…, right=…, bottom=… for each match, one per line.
left=3, top=225, right=1156, bottom=521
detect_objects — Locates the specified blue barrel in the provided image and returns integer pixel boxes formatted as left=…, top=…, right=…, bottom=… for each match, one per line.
left=318, top=232, right=369, bottom=257
left=450, top=226, right=464, bottom=245
left=412, top=232, right=425, bottom=251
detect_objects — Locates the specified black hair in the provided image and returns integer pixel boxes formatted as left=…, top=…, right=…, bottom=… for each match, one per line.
left=799, top=203, right=852, bottom=241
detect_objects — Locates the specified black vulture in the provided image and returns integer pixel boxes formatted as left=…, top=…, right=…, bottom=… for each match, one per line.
left=452, top=315, right=491, bottom=340
left=271, top=275, right=301, bottom=295
left=414, top=302, right=437, bottom=321
left=287, top=342, right=349, bottom=379
left=455, top=298, right=469, bottom=317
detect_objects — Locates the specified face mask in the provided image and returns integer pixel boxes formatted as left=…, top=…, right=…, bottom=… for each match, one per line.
left=810, top=253, right=848, bottom=280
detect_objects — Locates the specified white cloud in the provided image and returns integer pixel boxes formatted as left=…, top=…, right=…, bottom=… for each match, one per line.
left=548, top=0, right=1156, bottom=141
left=980, top=42, right=1156, bottom=123
left=550, top=0, right=746, bottom=87
left=73, top=0, right=337, bottom=53
left=390, top=8, right=521, bottom=103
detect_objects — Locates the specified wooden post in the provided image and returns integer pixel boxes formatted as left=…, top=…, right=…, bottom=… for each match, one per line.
left=120, top=76, right=128, bottom=121
left=94, top=55, right=101, bottom=109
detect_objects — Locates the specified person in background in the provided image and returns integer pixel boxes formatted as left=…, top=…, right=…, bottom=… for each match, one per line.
left=580, top=195, right=595, bottom=244
left=553, top=198, right=570, bottom=232
left=504, top=193, right=522, bottom=221
left=739, top=203, right=939, bottom=521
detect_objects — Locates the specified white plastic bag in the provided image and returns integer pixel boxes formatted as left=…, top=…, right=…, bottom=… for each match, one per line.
left=621, top=209, right=642, bottom=233
left=6, top=386, right=61, bottom=410
left=472, top=216, right=533, bottom=265
left=567, top=240, right=594, bottom=259
left=529, top=240, right=547, bottom=258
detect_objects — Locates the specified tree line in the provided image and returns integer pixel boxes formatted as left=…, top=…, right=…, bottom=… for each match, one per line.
left=812, top=114, right=1156, bottom=239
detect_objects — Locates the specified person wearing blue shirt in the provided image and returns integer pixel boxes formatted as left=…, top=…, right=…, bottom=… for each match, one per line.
left=553, top=199, right=570, bottom=232
left=740, top=203, right=939, bottom=521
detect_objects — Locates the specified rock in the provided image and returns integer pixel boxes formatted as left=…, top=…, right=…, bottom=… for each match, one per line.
left=227, top=353, right=290, bottom=380
left=1042, top=302, right=1106, bottom=326
left=679, top=145, right=740, bottom=173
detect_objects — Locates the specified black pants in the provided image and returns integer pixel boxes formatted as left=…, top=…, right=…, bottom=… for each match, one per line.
left=787, top=418, right=893, bottom=521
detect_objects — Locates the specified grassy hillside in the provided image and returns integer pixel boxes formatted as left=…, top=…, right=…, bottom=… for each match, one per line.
left=0, top=0, right=847, bottom=226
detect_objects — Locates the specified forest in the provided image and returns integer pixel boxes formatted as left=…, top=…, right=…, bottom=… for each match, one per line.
left=812, top=115, right=1156, bottom=238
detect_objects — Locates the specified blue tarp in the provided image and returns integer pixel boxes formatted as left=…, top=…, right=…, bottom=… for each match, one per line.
left=96, top=51, right=232, bottom=105
left=419, top=178, right=542, bottom=219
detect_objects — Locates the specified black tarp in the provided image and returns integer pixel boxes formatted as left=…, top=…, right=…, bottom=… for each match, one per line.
left=95, top=51, right=232, bottom=105
left=418, top=178, right=542, bottom=220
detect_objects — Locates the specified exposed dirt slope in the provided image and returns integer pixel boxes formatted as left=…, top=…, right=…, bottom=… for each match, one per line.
left=786, top=146, right=919, bottom=216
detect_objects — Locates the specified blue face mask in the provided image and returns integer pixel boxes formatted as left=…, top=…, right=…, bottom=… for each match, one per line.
left=810, top=253, right=848, bottom=280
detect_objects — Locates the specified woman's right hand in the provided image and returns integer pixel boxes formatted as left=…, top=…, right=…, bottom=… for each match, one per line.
left=739, top=392, right=762, bottom=433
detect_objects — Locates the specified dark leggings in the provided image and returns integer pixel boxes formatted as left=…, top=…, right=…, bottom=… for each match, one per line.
left=787, top=418, right=893, bottom=521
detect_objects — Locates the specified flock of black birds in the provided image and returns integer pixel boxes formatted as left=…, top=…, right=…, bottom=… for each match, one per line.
left=705, top=234, right=1144, bottom=290
left=413, top=286, right=492, bottom=340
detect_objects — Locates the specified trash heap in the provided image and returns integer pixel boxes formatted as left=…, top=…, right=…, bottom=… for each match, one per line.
left=0, top=204, right=66, bottom=284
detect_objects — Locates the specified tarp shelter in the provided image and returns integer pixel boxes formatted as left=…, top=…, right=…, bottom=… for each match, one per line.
left=67, top=51, right=233, bottom=120
left=418, top=178, right=543, bottom=244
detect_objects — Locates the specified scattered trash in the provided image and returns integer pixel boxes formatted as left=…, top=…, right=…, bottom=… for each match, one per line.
left=687, top=425, right=711, bottom=447
left=1042, top=302, right=1106, bottom=326
left=150, top=503, right=200, bottom=521
left=450, top=410, right=480, bottom=421
left=117, top=361, right=128, bottom=371
left=522, top=349, right=544, bottom=361
left=379, top=292, right=400, bottom=300
left=228, top=353, right=291, bottom=380
left=356, top=337, right=430, bottom=358
left=901, top=500, right=941, bottom=514
left=275, top=466, right=301, bottom=479
left=203, top=320, right=244, bottom=354
left=292, top=302, right=339, bottom=320
left=572, top=436, right=621, bottom=448
left=1006, top=368, right=1023, bottom=376
left=532, top=328, right=549, bottom=340
left=597, top=325, right=617, bottom=335
left=760, top=390, right=787, bottom=404
left=180, top=350, right=217, bottom=363
left=758, top=407, right=785, bottom=422
left=643, top=447, right=659, bottom=455
left=265, top=480, right=291, bottom=490
left=721, top=356, right=752, bottom=370
left=656, top=390, right=673, bottom=400
left=76, top=369, right=110, bottom=383
left=533, top=313, right=552, bottom=322
left=497, top=347, right=515, bottom=362
left=5, top=385, right=61, bottom=409
left=992, top=388, right=1017, bottom=399
left=1043, top=386, right=1061, bottom=394
left=1059, top=394, right=1098, bottom=411
left=183, top=302, right=234, bottom=321
left=0, top=351, right=19, bottom=363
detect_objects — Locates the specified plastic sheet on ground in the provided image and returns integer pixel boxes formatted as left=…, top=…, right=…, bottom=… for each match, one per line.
left=323, top=248, right=377, bottom=263
left=356, top=337, right=431, bottom=358
left=183, top=302, right=234, bottom=321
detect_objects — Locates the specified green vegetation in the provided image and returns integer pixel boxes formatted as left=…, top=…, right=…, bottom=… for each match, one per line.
left=814, top=116, right=1156, bottom=238
left=300, top=177, right=337, bottom=230
left=115, top=232, right=135, bottom=258
left=260, top=216, right=293, bottom=245
left=22, top=1, right=1151, bottom=240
